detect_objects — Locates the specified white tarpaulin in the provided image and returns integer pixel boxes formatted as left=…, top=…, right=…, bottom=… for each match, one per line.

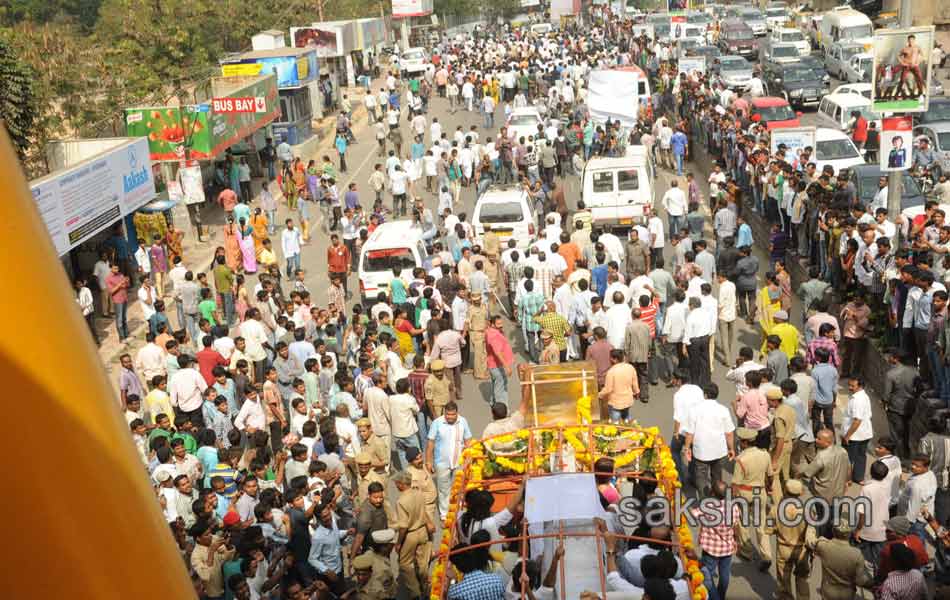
left=525, top=473, right=608, bottom=523
left=587, top=70, right=642, bottom=128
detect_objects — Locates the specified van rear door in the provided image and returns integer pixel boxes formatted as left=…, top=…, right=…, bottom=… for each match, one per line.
left=615, top=167, right=650, bottom=225
left=586, top=168, right=619, bottom=226
left=359, top=247, right=418, bottom=299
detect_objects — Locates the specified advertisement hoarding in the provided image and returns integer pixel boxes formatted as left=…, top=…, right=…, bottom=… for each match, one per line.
left=392, top=0, right=434, bottom=18
left=881, top=116, right=913, bottom=171
left=668, top=0, right=688, bottom=14
left=30, top=137, right=156, bottom=256
left=769, top=126, right=817, bottom=160
left=292, top=26, right=342, bottom=57
left=125, top=74, right=280, bottom=162
left=221, top=51, right=318, bottom=89
left=678, top=56, right=705, bottom=77
left=871, top=26, right=935, bottom=113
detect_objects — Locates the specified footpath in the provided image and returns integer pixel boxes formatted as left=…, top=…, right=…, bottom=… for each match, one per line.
left=96, top=80, right=380, bottom=389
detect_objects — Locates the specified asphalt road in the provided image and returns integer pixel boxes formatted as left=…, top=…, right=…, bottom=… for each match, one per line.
left=276, top=76, right=892, bottom=599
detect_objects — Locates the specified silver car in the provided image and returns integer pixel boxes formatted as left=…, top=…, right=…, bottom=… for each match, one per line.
left=824, top=41, right=864, bottom=80
left=716, top=55, right=754, bottom=91
left=739, top=8, right=768, bottom=36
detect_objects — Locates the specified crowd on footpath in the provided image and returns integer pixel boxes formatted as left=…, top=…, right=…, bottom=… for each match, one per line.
left=68, top=9, right=950, bottom=600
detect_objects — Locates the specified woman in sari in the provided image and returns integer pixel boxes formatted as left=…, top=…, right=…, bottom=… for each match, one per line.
left=756, top=271, right=783, bottom=334
left=249, top=208, right=269, bottom=258
left=282, top=166, right=297, bottom=211
left=774, top=259, right=792, bottom=312
left=234, top=274, right=250, bottom=322
left=392, top=307, right=423, bottom=358
left=237, top=218, right=257, bottom=275
left=222, top=217, right=242, bottom=272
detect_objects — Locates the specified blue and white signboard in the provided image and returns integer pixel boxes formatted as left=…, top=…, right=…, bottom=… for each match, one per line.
left=30, top=137, right=156, bottom=255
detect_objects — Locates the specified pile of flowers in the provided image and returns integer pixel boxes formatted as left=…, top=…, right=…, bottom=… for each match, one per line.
left=429, top=423, right=707, bottom=600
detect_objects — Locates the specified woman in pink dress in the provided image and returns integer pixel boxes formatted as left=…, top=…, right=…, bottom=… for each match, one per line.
left=237, top=218, right=257, bottom=274
left=234, top=274, right=249, bottom=322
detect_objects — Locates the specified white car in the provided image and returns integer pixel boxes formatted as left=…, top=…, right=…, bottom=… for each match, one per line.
left=506, top=107, right=544, bottom=142
left=812, top=128, right=866, bottom=174
left=762, top=42, right=801, bottom=64
left=769, top=28, right=809, bottom=56
left=765, top=5, right=789, bottom=31
left=833, top=82, right=872, bottom=99
left=400, top=47, right=428, bottom=76
left=472, top=185, right=537, bottom=251
left=358, top=221, right=428, bottom=303
left=842, top=53, right=873, bottom=84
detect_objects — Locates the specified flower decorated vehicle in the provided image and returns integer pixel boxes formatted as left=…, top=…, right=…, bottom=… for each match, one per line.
left=429, top=420, right=708, bottom=600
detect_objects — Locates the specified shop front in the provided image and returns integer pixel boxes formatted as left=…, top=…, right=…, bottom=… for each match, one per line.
left=30, top=136, right=158, bottom=281
left=124, top=73, right=281, bottom=239
left=221, top=48, right=319, bottom=148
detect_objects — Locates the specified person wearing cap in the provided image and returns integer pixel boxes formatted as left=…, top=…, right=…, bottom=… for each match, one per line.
left=805, top=517, right=871, bottom=600
left=773, top=479, right=810, bottom=599
left=877, top=515, right=929, bottom=583
left=358, top=418, right=391, bottom=474
left=350, top=552, right=383, bottom=600
left=405, top=445, right=438, bottom=528
left=392, top=471, right=433, bottom=598
left=760, top=309, right=799, bottom=364
left=769, top=380, right=798, bottom=495
left=364, top=530, right=397, bottom=600
left=731, top=427, right=773, bottom=572
left=463, top=291, right=491, bottom=380
left=354, top=451, right=388, bottom=507
left=538, top=329, right=560, bottom=365
left=424, top=359, right=454, bottom=419
left=351, top=481, right=390, bottom=568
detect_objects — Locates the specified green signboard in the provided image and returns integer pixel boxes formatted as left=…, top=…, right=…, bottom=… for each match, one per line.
left=125, top=74, right=281, bottom=162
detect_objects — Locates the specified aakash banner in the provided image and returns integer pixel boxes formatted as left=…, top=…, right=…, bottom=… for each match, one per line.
left=769, top=126, right=816, bottom=161
left=881, top=116, right=913, bottom=171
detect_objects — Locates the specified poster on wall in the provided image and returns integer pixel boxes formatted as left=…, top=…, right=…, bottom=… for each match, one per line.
left=178, top=166, right=205, bottom=205
left=392, top=0, right=434, bottom=18
left=769, top=126, right=816, bottom=160
left=881, top=117, right=913, bottom=171
left=668, top=0, right=688, bottom=13
left=670, top=14, right=686, bottom=39
left=292, top=26, right=342, bottom=57
left=29, top=138, right=155, bottom=256
left=871, top=26, right=935, bottom=113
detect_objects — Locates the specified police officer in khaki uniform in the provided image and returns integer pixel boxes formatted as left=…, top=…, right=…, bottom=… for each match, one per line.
left=358, top=418, right=391, bottom=472
left=774, top=479, right=811, bottom=600
left=805, top=520, right=872, bottom=600
left=393, top=470, right=434, bottom=599
left=483, top=226, right=500, bottom=261
left=732, top=427, right=774, bottom=570
left=424, top=360, right=454, bottom=418
left=366, top=530, right=398, bottom=600
left=464, top=293, right=491, bottom=380
left=406, top=446, right=438, bottom=528
left=768, top=386, right=797, bottom=498
left=351, top=552, right=389, bottom=600
left=355, top=452, right=388, bottom=506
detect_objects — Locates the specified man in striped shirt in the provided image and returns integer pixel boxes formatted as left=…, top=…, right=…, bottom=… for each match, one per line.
left=806, top=322, right=841, bottom=369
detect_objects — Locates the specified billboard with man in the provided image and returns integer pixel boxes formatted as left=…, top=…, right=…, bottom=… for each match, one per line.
left=871, top=26, right=935, bottom=113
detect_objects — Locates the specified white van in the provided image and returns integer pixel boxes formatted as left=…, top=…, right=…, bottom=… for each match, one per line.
left=530, top=23, right=553, bottom=36
left=472, top=185, right=537, bottom=251
left=818, top=7, right=873, bottom=53
left=582, top=148, right=655, bottom=228
left=358, top=221, right=428, bottom=303
left=769, top=28, right=810, bottom=57
left=813, top=128, right=866, bottom=174
left=816, top=93, right=882, bottom=131
left=400, top=47, right=429, bottom=76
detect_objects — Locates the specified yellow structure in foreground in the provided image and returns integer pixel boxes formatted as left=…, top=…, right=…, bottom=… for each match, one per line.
left=0, top=132, right=195, bottom=597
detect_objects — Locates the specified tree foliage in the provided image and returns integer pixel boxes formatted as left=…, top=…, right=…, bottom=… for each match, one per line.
left=0, top=35, right=37, bottom=163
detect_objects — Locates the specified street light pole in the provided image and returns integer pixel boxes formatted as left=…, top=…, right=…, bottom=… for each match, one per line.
left=886, top=0, right=914, bottom=232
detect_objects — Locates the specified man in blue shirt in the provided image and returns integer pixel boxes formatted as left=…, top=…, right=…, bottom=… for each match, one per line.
left=308, top=501, right=348, bottom=594
left=670, top=127, right=689, bottom=176
left=426, top=401, right=472, bottom=517
left=810, top=346, right=839, bottom=435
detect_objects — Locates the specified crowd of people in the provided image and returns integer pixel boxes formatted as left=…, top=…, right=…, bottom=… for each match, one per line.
left=76, top=7, right=950, bottom=600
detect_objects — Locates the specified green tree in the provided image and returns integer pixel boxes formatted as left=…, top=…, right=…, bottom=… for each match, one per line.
left=0, top=35, right=37, bottom=164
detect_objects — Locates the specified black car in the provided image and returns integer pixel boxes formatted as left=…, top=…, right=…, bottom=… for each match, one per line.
left=918, top=98, right=950, bottom=125
left=689, top=45, right=721, bottom=62
left=795, top=55, right=831, bottom=84
left=848, top=165, right=925, bottom=211
left=762, top=62, right=828, bottom=108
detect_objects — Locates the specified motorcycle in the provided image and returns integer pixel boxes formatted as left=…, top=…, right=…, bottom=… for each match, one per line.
left=915, top=164, right=938, bottom=196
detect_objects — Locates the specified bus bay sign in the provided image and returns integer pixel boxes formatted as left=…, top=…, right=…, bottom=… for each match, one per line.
left=211, top=96, right=266, bottom=114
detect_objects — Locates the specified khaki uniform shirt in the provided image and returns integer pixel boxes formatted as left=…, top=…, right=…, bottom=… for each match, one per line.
left=357, top=470, right=389, bottom=506
left=366, top=552, right=397, bottom=599
left=364, top=434, right=391, bottom=470
left=771, top=404, right=798, bottom=450
left=800, top=445, right=851, bottom=502
left=466, top=304, right=489, bottom=332
left=483, top=231, right=500, bottom=259
left=396, top=487, right=428, bottom=532
left=409, top=464, right=438, bottom=509
left=805, top=533, right=871, bottom=600
left=424, top=374, right=452, bottom=414
left=732, top=446, right=772, bottom=489
left=775, top=502, right=808, bottom=558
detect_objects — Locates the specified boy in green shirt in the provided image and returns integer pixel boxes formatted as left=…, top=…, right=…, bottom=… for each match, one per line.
left=198, top=287, right=218, bottom=326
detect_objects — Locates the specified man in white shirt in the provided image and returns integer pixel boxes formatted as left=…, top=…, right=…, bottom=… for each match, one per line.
left=683, top=382, right=736, bottom=497
left=671, top=369, right=703, bottom=485
left=662, top=180, right=687, bottom=238
left=135, top=333, right=167, bottom=382
left=168, top=355, right=208, bottom=425
left=683, top=297, right=712, bottom=388
left=93, top=253, right=113, bottom=317
left=605, top=291, right=633, bottom=349
left=716, top=273, right=737, bottom=365
left=389, top=378, right=420, bottom=470
left=842, top=376, right=874, bottom=485
left=647, top=209, right=665, bottom=263
left=661, top=289, right=688, bottom=351
left=281, top=220, right=302, bottom=278
left=599, top=228, right=625, bottom=265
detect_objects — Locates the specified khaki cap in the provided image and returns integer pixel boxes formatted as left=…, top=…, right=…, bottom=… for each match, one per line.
left=355, top=452, right=372, bottom=465
left=735, top=427, right=757, bottom=442
left=431, top=359, right=445, bottom=370
left=352, top=553, right=374, bottom=570
left=785, top=479, right=804, bottom=495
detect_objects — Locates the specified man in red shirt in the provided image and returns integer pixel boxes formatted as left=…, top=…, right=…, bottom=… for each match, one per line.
left=105, top=263, right=131, bottom=341
left=327, top=233, right=352, bottom=295
left=485, top=315, right=514, bottom=406
left=196, top=335, right=228, bottom=386
left=850, top=111, right=868, bottom=150
left=876, top=516, right=929, bottom=583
